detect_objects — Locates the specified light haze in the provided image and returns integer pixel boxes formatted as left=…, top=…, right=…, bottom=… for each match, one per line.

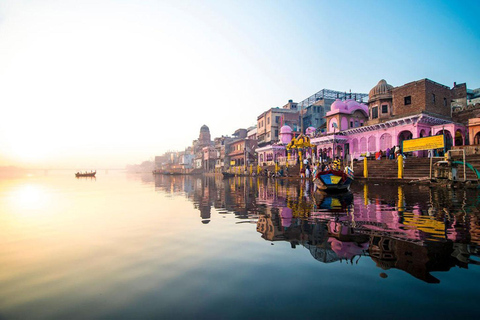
left=0, top=0, right=479, bottom=168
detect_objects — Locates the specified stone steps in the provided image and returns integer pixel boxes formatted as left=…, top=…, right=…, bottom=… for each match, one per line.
left=351, top=156, right=480, bottom=180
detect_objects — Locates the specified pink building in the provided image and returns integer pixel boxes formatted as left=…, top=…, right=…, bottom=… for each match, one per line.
left=311, top=79, right=466, bottom=159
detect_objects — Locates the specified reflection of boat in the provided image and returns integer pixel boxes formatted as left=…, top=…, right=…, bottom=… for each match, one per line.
left=313, top=168, right=354, bottom=192
left=314, top=191, right=353, bottom=212
left=222, top=172, right=235, bottom=178
left=75, top=171, right=96, bottom=177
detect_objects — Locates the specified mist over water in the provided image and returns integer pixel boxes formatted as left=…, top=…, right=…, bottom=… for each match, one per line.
left=1, top=171, right=479, bottom=319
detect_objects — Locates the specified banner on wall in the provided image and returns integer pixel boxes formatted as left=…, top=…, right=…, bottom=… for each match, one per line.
left=402, top=135, right=444, bottom=153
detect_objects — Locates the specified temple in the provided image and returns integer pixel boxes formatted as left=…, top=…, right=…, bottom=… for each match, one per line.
left=258, top=78, right=467, bottom=164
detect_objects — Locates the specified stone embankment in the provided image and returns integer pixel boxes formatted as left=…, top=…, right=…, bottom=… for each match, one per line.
left=352, top=155, right=480, bottom=181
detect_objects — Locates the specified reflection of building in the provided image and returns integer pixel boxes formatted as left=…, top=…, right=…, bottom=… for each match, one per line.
left=153, top=173, right=480, bottom=283
left=369, top=235, right=458, bottom=283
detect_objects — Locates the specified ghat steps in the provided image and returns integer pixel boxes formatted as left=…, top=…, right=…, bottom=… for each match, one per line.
left=352, top=156, right=480, bottom=180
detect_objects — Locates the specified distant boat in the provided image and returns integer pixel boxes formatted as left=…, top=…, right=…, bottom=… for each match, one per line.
left=222, top=172, right=235, bottom=178
left=75, top=171, right=96, bottom=177
left=313, top=167, right=354, bottom=192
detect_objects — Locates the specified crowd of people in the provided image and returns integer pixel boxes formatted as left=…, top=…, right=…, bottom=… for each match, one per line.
left=367, top=145, right=403, bottom=161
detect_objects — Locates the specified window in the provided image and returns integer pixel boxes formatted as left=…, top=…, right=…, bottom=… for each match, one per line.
left=444, top=98, right=447, bottom=107
left=275, top=116, right=280, bottom=123
left=432, top=93, right=436, bottom=103
left=275, top=129, right=278, bottom=137
left=267, top=117, right=270, bottom=125
left=350, top=121, right=353, bottom=128
left=382, top=105, right=388, bottom=113
left=372, top=107, right=378, bottom=119
left=404, top=96, right=411, bottom=105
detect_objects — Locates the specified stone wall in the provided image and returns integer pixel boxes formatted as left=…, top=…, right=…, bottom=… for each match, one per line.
left=392, top=79, right=451, bottom=118
left=424, top=79, right=451, bottom=117
left=392, top=80, right=427, bottom=116
left=452, top=104, right=480, bottom=125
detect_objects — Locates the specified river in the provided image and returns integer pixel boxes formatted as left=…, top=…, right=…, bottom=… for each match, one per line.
left=1, top=171, right=479, bottom=319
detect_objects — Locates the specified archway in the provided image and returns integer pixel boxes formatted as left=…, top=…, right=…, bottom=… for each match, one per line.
left=474, top=132, right=480, bottom=145
left=436, top=130, right=453, bottom=151
left=336, top=145, right=343, bottom=158
left=419, top=129, right=426, bottom=138
left=455, top=130, right=464, bottom=146
left=397, top=130, right=413, bottom=145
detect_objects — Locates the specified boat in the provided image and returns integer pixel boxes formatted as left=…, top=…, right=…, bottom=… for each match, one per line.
left=222, top=172, right=235, bottom=178
left=313, top=167, right=354, bottom=192
left=75, top=171, right=96, bottom=177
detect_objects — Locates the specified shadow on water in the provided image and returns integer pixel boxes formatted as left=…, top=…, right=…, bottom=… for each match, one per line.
left=154, top=174, right=480, bottom=284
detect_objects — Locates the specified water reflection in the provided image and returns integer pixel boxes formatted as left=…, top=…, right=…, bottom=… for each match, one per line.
left=154, top=174, right=480, bottom=283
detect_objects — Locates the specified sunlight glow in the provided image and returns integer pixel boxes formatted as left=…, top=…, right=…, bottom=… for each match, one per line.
left=9, top=184, right=50, bottom=212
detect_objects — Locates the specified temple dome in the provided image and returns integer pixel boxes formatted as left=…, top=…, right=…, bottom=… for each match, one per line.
left=345, top=99, right=359, bottom=110
left=279, top=125, right=293, bottom=144
left=369, top=79, right=393, bottom=101
left=200, top=125, right=209, bottom=132
left=330, top=99, right=347, bottom=112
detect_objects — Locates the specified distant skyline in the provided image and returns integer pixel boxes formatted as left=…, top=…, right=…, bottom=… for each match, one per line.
left=0, top=0, right=479, bottom=168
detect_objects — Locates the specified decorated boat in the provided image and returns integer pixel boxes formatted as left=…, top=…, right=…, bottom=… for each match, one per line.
left=75, top=171, right=96, bottom=177
left=313, top=166, right=354, bottom=192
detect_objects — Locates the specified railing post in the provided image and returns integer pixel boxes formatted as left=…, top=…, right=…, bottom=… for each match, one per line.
left=398, top=155, right=403, bottom=179
left=363, top=157, right=368, bottom=178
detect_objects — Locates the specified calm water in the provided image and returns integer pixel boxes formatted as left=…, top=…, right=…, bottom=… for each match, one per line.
left=1, top=171, right=479, bottom=319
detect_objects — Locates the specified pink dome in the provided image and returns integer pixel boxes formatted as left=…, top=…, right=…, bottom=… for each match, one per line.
left=279, top=125, right=293, bottom=144
left=345, top=99, right=359, bottom=110
left=329, top=238, right=369, bottom=260
left=280, top=125, right=292, bottom=134
left=306, top=126, right=316, bottom=137
left=330, top=99, right=347, bottom=112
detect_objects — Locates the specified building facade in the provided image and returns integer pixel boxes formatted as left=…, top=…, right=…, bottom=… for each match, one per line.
left=257, top=108, right=299, bottom=147
left=311, top=78, right=466, bottom=159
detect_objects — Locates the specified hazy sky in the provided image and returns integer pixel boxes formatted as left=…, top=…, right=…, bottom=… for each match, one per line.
left=0, top=0, right=479, bottom=168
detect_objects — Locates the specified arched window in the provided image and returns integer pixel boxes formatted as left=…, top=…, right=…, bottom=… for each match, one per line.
left=368, top=136, right=376, bottom=152
left=352, top=138, right=358, bottom=153
left=360, top=137, right=367, bottom=153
